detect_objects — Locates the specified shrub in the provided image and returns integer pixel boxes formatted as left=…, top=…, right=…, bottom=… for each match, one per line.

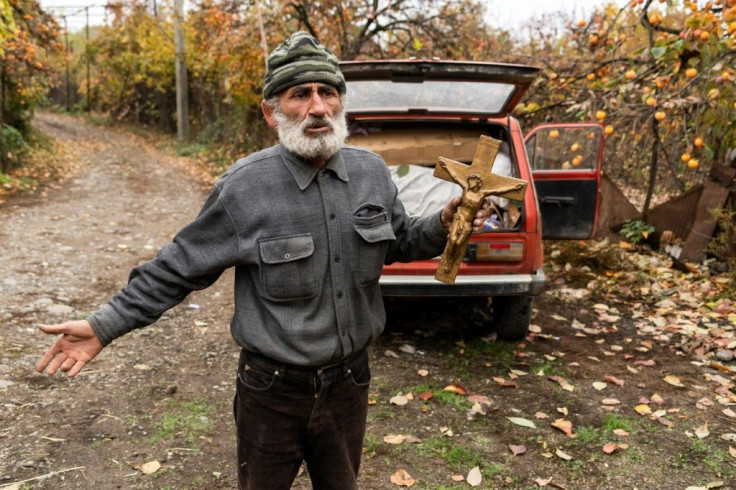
left=0, top=124, right=29, bottom=173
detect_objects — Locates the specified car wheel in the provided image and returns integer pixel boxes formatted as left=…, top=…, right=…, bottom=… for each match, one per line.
left=492, top=295, right=533, bottom=340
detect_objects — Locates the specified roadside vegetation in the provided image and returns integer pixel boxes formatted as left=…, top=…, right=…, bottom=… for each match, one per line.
left=2, top=1, right=735, bottom=210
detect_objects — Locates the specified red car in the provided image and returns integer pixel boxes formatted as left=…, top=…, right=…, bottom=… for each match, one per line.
left=341, top=60, right=603, bottom=340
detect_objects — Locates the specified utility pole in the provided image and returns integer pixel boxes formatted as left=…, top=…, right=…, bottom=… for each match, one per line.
left=174, top=0, right=189, bottom=141
left=85, top=7, right=91, bottom=112
left=63, top=16, right=71, bottom=112
left=254, top=0, right=268, bottom=67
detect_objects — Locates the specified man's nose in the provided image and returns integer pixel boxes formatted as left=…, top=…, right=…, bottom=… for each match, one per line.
left=307, top=91, right=328, bottom=117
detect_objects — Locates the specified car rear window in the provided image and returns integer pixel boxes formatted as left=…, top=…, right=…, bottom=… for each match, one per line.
left=346, top=80, right=515, bottom=115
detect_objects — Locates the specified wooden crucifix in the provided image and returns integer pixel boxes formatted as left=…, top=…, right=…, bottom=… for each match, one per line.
left=433, top=135, right=528, bottom=284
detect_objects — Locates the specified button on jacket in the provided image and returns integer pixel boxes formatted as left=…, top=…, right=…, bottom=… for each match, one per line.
left=88, top=144, right=448, bottom=366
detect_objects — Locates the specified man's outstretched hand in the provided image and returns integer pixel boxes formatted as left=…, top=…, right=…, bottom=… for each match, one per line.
left=37, top=320, right=103, bottom=378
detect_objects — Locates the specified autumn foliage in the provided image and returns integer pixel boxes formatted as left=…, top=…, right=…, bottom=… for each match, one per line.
left=4, top=0, right=736, bottom=211
left=0, top=0, right=61, bottom=173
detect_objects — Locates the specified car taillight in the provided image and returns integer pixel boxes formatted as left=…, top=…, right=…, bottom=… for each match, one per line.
left=466, top=242, right=523, bottom=261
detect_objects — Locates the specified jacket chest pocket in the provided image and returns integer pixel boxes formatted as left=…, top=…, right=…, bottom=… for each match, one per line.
left=258, top=234, right=317, bottom=301
left=354, top=205, right=396, bottom=286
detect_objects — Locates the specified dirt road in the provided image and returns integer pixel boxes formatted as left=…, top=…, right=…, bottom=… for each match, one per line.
left=1, top=114, right=734, bottom=489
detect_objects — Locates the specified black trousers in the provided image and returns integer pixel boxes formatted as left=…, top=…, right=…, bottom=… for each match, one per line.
left=233, top=349, right=370, bottom=490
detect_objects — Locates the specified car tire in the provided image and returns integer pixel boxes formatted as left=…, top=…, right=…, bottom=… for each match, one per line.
left=492, top=295, right=533, bottom=340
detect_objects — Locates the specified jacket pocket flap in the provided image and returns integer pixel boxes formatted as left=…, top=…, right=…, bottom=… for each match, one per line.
left=354, top=219, right=396, bottom=243
left=259, top=234, right=314, bottom=264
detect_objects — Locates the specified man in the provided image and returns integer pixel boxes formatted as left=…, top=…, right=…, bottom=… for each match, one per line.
left=36, top=32, right=490, bottom=489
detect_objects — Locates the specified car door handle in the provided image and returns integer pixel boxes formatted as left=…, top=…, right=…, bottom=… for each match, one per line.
left=541, top=196, right=575, bottom=207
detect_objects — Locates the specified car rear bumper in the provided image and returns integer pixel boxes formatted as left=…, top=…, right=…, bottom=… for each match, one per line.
left=379, top=270, right=546, bottom=297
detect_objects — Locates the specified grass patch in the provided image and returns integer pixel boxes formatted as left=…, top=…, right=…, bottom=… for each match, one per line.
left=363, top=433, right=382, bottom=453
left=603, top=412, right=638, bottom=433
left=176, top=141, right=213, bottom=157
left=532, top=359, right=568, bottom=378
left=415, top=436, right=504, bottom=476
left=151, top=398, right=214, bottom=444
left=410, top=384, right=472, bottom=410
left=463, top=337, right=518, bottom=365
left=367, top=406, right=397, bottom=422
left=575, top=425, right=605, bottom=445
left=574, top=413, right=640, bottom=446
left=690, top=437, right=733, bottom=476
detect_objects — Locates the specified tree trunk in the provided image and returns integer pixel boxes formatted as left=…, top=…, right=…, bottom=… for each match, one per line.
left=642, top=117, right=659, bottom=216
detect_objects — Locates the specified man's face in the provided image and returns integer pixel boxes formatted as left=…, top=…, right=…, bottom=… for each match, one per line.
left=263, top=82, right=349, bottom=163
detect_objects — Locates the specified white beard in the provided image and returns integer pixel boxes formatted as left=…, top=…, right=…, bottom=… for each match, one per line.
left=273, top=107, right=349, bottom=162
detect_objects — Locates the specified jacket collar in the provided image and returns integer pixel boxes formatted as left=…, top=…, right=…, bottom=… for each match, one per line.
left=279, top=144, right=349, bottom=191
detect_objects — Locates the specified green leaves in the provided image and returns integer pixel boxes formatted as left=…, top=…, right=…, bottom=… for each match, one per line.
left=650, top=46, right=667, bottom=60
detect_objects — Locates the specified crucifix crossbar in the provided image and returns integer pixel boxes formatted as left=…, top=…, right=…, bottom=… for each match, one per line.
left=432, top=135, right=528, bottom=284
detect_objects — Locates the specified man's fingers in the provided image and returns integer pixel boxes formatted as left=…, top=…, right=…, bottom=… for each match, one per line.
left=60, top=357, right=76, bottom=372
left=38, top=323, right=66, bottom=335
left=67, top=361, right=86, bottom=378
left=37, top=343, right=61, bottom=373
left=44, top=352, right=67, bottom=376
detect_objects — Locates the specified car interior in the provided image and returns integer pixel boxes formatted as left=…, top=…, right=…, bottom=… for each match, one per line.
left=347, top=120, right=524, bottom=231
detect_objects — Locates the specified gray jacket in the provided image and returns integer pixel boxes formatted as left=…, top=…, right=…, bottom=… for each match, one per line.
left=88, top=144, right=447, bottom=366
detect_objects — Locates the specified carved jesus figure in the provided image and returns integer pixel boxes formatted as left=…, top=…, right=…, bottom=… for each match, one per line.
left=434, top=135, right=528, bottom=284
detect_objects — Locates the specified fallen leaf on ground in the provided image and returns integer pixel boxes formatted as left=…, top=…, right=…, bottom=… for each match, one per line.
left=602, top=398, right=621, bottom=405
left=635, top=359, right=656, bottom=367
left=604, top=375, right=625, bottom=386
left=390, top=469, right=414, bottom=486
left=555, top=448, right=573, bottom=460
left=602, top=442, right=619, bottom=454
left=493, top=377, right=518, bottom=387
left=140, top=460, right=161, bottom=475
left=466, top=466, right=482, bottom=486
left=635, top=404, right=652, bottom=415
left=417, top=391, right=433, bottom=401
left=592, top=381, right=607, bottom=391
left=390, top=395, right=409, bottom=406
left=384, top=434, right=406, bottom=444
left=552, top=419, right=575, bottom=437
left=694, top=422, right=710, bottom=439
left=509, top=444, right=527, bottom=456
left=507, top=417, right=536, bottom=429
left=417, top=369, right=428, bottom=377
left=450, top=474, right=464, bottom=482
left=467, top=394, right=490, bottom=403
left=548, top=376, right=575, bottom=391
left=443, top=384, right=467, bottom=395
left=664, top=375, right=686, bottom=387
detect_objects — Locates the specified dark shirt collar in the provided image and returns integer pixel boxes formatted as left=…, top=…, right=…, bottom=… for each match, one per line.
left=279, top=144, right=349, bottom=191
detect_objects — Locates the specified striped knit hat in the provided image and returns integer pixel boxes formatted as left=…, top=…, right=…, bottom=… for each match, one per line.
left=263, top=32, right=346, bottom=100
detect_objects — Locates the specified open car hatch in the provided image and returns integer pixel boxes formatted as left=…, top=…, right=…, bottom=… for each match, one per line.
left=340, top=60, right=541, bottom=117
